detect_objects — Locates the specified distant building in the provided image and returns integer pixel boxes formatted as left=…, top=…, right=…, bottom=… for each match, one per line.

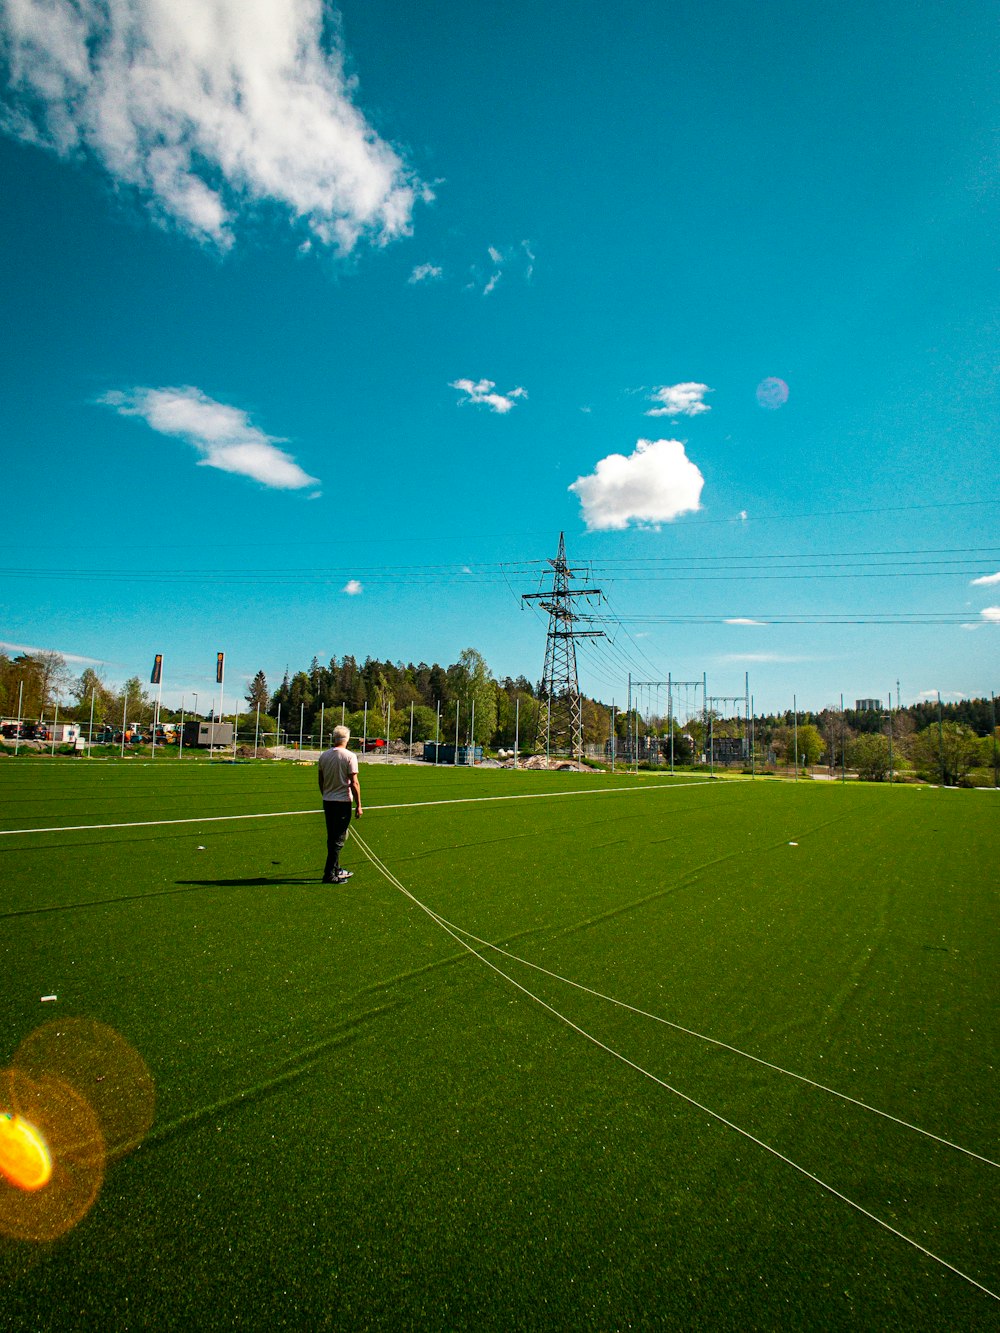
left=855, top=698, right=882, bottom=712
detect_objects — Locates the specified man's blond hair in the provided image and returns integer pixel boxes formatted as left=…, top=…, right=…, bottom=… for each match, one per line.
left=332, top=725, right=351, bottom=745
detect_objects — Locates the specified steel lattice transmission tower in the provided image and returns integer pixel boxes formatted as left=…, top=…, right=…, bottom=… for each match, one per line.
left=522, top=532, right=603, bottom=758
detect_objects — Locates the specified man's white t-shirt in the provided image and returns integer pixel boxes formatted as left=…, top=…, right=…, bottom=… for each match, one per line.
left=318, top=745, right=359, bottom=802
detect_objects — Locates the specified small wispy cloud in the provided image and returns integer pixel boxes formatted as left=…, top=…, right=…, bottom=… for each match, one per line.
left=971, top=572, right=1000, bottom=586
left=724, top=618, right=767, bottom=626
left=569, top=438, right=704, bottom=531
left=981, top=606, right=1000, bottom=623
left=450, top=378, right=527, bottom=414
left=409, top=263, right=443, bottom=284
left=0, top=640, right=104, bottom=666
left=472, top=240, right=534, bottom=295
left=343, top=580, right=363, bottom=596
left=645, top=382, right=712, bottom=418
left=0, top=0, right=426, bottom=252
left=101, top=387, right=320, bottom=491
left=738, top=510, right=748, bottom=523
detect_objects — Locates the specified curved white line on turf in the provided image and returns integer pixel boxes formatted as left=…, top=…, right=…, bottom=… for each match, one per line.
left=427, top=915, right=999, bottom=1170
left=351, top=828, right=1000, bottom=1305
left=0, top=778, right=718, bottom=837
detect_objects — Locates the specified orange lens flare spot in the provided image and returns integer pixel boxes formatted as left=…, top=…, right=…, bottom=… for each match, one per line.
left=0, top=1113, right=53, bottom=1191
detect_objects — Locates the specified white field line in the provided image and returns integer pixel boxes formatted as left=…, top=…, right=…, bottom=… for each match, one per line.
left=0, top=778, right=720, bottom=838
left=352, top=828, right=1000, bottom=1305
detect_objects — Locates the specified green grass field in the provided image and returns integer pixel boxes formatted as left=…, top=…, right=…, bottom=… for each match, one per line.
left=1, top=759, right=997, bottom=1329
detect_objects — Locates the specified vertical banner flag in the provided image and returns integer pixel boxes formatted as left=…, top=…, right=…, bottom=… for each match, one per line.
left=150, top=654, right=163, bottom=685
left=216, top=653, right=225, bottom=684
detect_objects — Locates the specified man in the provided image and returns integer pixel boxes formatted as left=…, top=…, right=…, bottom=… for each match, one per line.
left=317, top=725, right=363, bottom=884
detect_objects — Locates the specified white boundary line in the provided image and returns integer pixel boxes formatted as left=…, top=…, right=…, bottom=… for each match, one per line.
left=0, top=778, right=718, bottom=838
left=352, top=828, right=1000, bottom=1304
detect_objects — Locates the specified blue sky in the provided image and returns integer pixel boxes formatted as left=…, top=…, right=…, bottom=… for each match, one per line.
left=0, top=0, right=996, bottom=716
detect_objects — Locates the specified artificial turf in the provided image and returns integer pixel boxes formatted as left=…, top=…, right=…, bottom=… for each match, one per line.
left=0, top=759, right=997, bottom=1329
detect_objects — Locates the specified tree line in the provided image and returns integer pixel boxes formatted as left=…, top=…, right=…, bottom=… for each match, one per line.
left=1, top=647, right=996, bottom=783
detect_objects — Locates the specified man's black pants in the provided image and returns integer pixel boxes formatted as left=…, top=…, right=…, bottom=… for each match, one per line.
left=323, top=800, right=353, bottom=878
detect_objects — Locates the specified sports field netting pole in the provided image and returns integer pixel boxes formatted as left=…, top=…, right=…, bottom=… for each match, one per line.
left=51, top=704, right=58, bottom=756
left=341, top=702, right=345, bottom=726
left=513, top=697, right=519, bottom=768
left=937, top=690, right=945, bottom=785
left=992, top=693, right=998, bottom=787
left=454, top=700, right=459, bottom=766
left=841, top=694, right=846, bottom=782
left=120, top=692, right=126, bottom=759
left=319, top=702, right=324, bottom=751
left=13, top=680, right=24, bottom=756
left=626, top=673, right=631, bottom=772
left=362, top=702, right=367, bottom=754
left=750, top=696, right=756, bottom=777
left=702, top=672, right=707, bottom=771
left=276, top=703, right=281, bottom=756
left=232, top=705, right=239, bottom=758
left=887, top=693, right=893, bottom=785
left=387, top=701, right=392, bottom=755
left=408, top=701, right=414, bottom=759
left=793, top=694, right=798, bottom=780
left=298, top=703, right=304, bottom=749
left=254, top=703, right=260, bottom=757
left=178, top=700, right=185, bottom=759
left=668, top=673, right=674, bottom=774
left=87, top=687, right=95, bottom=758
left=610, top=702, right=616, bottom=772
left=435, top=700, right=441, bottom=765
left=471, top=698, right=476, bottom=763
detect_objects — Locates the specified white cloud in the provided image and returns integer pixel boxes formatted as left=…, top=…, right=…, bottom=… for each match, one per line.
left=738, top=510, right=748, bottom=522
left=343, top=579, right=363, bottom=595
left=101, top=387, right=320, bottom=490
left=645, top=382, right=712, bottom=418
left=450, top=378, right=526, bottom=414
left=981, top=606, right=1000, bottom=623
left=971, top=572, right=1000, bottom=586
left=0, top=0, right=426, bottom=251
left=409, top=263, right=442, bottom=284
left=569, top=438, right=704, bottom=531
left=724, top=618, right=767, bottom=626
left=0, top=640, right=104, bottom=666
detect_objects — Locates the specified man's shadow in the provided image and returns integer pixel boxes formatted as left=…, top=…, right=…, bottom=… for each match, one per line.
left=177, top=868, right=319, bottom=888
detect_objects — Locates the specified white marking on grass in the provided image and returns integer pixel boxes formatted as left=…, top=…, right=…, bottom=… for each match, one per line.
left=351, top=828, right=1000, bottom=1304
left=0, top=779, right=718, bottom=838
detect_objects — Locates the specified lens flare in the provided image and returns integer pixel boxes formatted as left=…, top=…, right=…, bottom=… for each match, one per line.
left=0, top=1069, right=105, bottom=1241
left=13, top=1019, right=155, bottom=1160
left=0, top=1113, right=52, bottom=1191
left=756, top=377, right=789, bottom=409
left=0, top=1020, right=155, bottom=1242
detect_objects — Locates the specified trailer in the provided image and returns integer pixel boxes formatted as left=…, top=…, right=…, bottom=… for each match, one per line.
left=182, top=721, right=234, bottom=748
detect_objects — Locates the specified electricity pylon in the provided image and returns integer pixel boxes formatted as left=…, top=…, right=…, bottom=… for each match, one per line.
left=522, top=532, right=603, bottom=758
